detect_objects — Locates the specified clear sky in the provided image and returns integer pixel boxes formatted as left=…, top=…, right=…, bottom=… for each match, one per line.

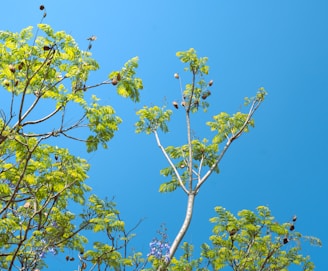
left=1, top=0, right=327, bottom=270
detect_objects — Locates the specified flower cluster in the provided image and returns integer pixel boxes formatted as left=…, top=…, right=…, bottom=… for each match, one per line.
left=37, top=237, right=58, bottom=259
left=148, top=238, right=170, bottom=263
left=147, top=224, right=170, bottom=263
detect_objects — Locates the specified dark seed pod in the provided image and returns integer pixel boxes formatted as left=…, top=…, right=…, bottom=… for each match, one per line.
left=55, top=154, right=58, bottom=161
left=65, top=255, right=70, bottom=261
left=43, top=45, right=51, bottom=51
left=69, top=257, right=75, bottom=261
left=290, top=224, right=295, bottom=231
left=172, top=101, right=178, bottom=109
left=283, top=237, right=289, bottom=244
left=292, top=215, right=297, bottom=222
left=39, top=5, right=45, bottom=10
left=208, top=80, right=214, bottom=86
left=201, top=90, right=211, bottom=100
left=18, top=62, right=24, bottom=70
left=229, top=229, right=237, bottom=236
left=14, top=80, right=19, bottom=87
left=193, top=100, right=199, bottom=108
left=117, top=72, right=121, bottom=81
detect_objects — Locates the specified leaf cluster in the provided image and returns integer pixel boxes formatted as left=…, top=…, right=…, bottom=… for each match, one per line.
left=201, top=206, right=321, bottom=271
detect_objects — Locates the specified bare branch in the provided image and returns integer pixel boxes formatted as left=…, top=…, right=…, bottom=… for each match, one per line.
left=153, top=131, right=188, bottom=194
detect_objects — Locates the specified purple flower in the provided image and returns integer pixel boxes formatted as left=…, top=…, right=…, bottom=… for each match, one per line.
left=147, top=238, right=170, bottom=261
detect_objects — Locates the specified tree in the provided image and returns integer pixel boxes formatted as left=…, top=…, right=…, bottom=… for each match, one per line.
left=135, top=48, right=265, bottom=267
left=135, top=49, right=320, bottom=271
left=0, top=9, right=143, bottom=270
left=0, top=7, right=320, bottom=271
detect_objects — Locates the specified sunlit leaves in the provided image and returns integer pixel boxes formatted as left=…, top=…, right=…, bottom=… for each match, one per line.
left=109, top=57, right=143, bottom=102
left=203, top=206, right=320, bottom=271
left=207, top=111, right=254, bottom=144
left=176, top=48, right=209, bottom=75
left=0, top=22, right=144, bottom=270
left=85, top=99, right=122, bottom=152
left=0, top=24, right=139, bottom=154
left=135, top=106, right=172, bottom=134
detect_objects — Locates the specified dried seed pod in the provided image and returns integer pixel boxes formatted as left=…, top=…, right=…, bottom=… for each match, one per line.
left=208, top=80, right=214, bottom=86
left=43, top=45, right=51, bottom=51
left=87, top=35, right=97, bottom=41
left=181, top=101, right=186, bottom=107
left=172, top=101, right=179, bottom=109
left=283, top=237, right=289, bottom=244
left=9, top=64, right=15, bottom=73
left=292, top=215, right=297, bottom=222
left=39, top=5, right=45, bottom=10
left=117, top=72, right=121, bottom=81
left=69, top=257, right=75, bottom=261
left=201, top=90, right=211, bottom=100
left=55, top=154, right=59, bottom=161
left=23, top=202, right=31, bottom=208
left=229, top=229, right=237, bottom=236
left=3, top=79, right=10, bottom=87
left=290, top=224, right=295, bottom=231
left=65, top=255, right=70, bottom=261
left=111, top=78, right=118, bottom=86
left=193, top=100, right=199, bottom=108
left=174, top=73, right=179, bottom=79
left=18, top=62, right=24, bottom=70
left=14, top=80, right=19, bottom=87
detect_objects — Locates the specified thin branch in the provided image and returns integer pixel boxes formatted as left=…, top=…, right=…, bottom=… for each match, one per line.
left=153, top=131, right=188, bottom=194
left=195, top=98, right=263, bottom=193
left=21, top=105, right=62, bottom=126
left=18, top=49, right=55, bottom=125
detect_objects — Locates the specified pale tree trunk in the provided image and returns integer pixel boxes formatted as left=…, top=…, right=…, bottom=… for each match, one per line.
left=169, top=193, right=195, bottom=259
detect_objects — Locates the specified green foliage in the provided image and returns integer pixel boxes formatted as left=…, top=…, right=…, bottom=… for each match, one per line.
left=206, top=111, right=254, bottom=144
left=0, top=19, right=319, bottom=271
left=109, top=57, right=143, bottom=102
left=176, top=48, right=209, bottom=75
left=0, top=22, right=142, bottom=271
left=176, top=48, right=211, bottom=113
left=202, top=206, right=321, bottom=271
left=170, top=242, right=208, bottom=271
left=135, top=106, right=172, bottom=134
left=0, top=24, right=141, bottom=152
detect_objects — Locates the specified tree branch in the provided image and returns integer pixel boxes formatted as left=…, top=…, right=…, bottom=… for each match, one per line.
left=153, top=131, right=188, bottom=194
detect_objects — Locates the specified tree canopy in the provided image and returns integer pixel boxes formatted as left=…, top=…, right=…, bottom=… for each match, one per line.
left=0, top=7, right=321, bottom=271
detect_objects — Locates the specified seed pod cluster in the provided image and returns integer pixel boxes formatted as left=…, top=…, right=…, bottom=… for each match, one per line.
left=65, top=255, right=75, bottom=261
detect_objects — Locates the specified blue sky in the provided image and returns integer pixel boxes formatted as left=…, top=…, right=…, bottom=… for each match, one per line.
left=1, top=0, right=327, bottom=270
